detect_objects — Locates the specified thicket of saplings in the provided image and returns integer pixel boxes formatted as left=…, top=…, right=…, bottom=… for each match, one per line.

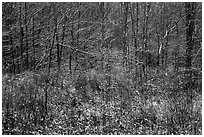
left=2, top=61, right=202, bottom=135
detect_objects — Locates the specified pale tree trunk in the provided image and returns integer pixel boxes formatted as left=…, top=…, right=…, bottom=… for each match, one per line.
left=10, top=31, right=15, bottom=74
left=142, top=3, right=150, bottom=85
left=122, top=2, right=128, bottom=70
left=19, top=3, right=23, bottom=73
left=59, top=14, right=67, bottom=89
left=135, top=3, right=140, bottom=87
left=174, top=23, right=180, bottom=72
left=130, top=3, right=136, bottom=70
left=24, top=2, right=29, bottom=70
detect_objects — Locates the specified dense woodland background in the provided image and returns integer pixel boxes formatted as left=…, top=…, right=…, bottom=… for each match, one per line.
left=2, top=2, right=202, bottom=135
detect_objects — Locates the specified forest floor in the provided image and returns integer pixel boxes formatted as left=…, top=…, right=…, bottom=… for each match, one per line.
left=2, top=68, right=202, bottom=135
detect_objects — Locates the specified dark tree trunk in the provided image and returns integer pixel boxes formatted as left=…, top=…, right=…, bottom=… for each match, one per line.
left=77, top=3, right=81, bottom=47
left=32, top=16, right=36, bottom=70
left=99, top=2, right=107, bottom=128
left=185, top=3, right=196, bottom=90
left=46, top=3, right=58, bottom=115
left=185, top=2, right=195, bottom=69
left=185, top=3, right=196, bottom=133
left=56, top=32, right=60, bottom=72
left=48, top=3, right=57, bottom=75
left=60, top=16, right=66, bottom=61
left=70, top=4, right=75, bottom=74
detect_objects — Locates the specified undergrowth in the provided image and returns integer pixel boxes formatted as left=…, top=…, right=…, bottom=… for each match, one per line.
left=2, top=68, right=202, bottom=135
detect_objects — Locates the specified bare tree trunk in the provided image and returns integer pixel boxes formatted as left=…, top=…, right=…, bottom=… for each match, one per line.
left=59, top=14, right=67, bottom=89
left=10, top=31, right=15, bottom=74
left=74, top=2, right=81, bottom=73
left=100, top=2, right=105, bottom=73
left=77, top=3, right=80, bottom=48
left=136, top=2, right=139, bottom=49
left=56, top=31, right=60, bottom=73
left=32, top=16, right=36, bottom=70
left=185, top=2, right=195, bottom=70
left=156, top=22, right=161, bottom=68
left=99, top=2, right=107, bottom=129
left=142, top=3, right=150, bottom=84
left=60, top=16, right=66, bottom=62
left=135, top=3, right=140, bottom=86
left=145, top=3, right=150, bottom=75
left=122, top=2, right=128, bottom=69
left=70, top=4, right=75, bottom=74
left=185, top=3, right=195, bottom=133
left=174, top=24, right=179, bottom=72
left=24, top=2, right=29, bottom=70
left=164, top=4, right=172, bottom=69
left=48, top=3, right=57, bottom=75
left=130, top=3, right=136, bottom=71
left=46, top=3, right=58, bottom=115
left=19, top=3, right=23, bottom=73
left=160, top=3, right=165, bottom=67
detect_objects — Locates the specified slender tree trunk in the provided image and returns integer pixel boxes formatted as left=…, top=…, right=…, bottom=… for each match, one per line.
left=70, top=20, right=74, bottom=74
left=136, top=2, right=139, bottom=48
left=59, top=14, right=67, bottom=89
left=185, top=2, right=195, bottom=69
left=100, top=2, right=105, bottom=74
left=174, top=24, right=179, bottom=72
left=60, top=16, right=66, bottom=62
left=130, top=3, right=136, bottom=70
left=48, top=3, right=57, bottom=75
left=135, top=3, right=140, bottom=85
left=161, top=3, right=165, bottom=67
left=156, top=23, right=161, bottom=67
left=46, top=3, right=58, bottom=115
left=122, top=2, right=128, bottom=69
left=32, top=16, right=36, bottom=70
left=185, top=3, right=195, bottom=133
left=70, top=4, right=75, bottom=74
left=131, top=3, right=136, bottom=52
left=10, top=31, right=15, bottom=74
left=100, top=1, right=105, bottom=89
left=164, top=4, right=171, bottom=69
left=19, top=3, right=23, bottom=73
left=99, top=2, right=107, bottom=129
left=77, top=3, right=80, bottom=48
left=125, top=3, right=129, bottom=70
left=73, top=2, right=81, bottom=73
left=56, top=31, right=60, bottom=73
left=24, top=2, right=29, bottom=70
left=145, top=3, right=150, bottom=75
left=143, top=3, right=150, bottom=84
